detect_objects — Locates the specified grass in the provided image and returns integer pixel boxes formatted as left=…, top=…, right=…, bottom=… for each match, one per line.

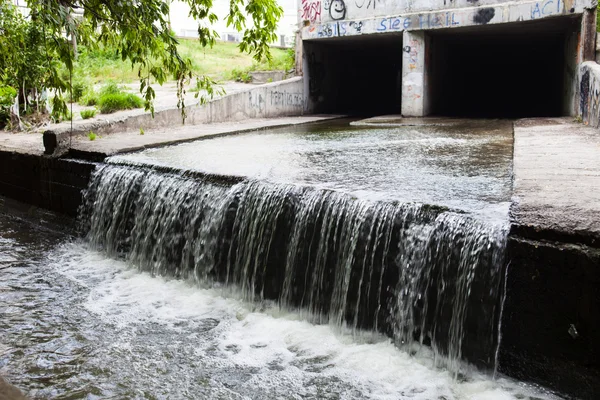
left=80, top=109, right=97, bottom=119
left=71, top=40, right=294, bottom=85
left=88, top=131, right=97, bottom=141
left=96, top=82, right=144, bottom=113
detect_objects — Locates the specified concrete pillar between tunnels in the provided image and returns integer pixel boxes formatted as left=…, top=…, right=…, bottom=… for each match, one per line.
left=401, top=30, right=429, bottom=117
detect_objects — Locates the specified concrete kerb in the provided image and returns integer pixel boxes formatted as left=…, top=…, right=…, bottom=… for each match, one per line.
left=43, top=77, right=306, bottom=156
left=65, top=115, right=346, bottom=162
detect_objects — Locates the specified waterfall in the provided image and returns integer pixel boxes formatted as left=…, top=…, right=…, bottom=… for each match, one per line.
left=80, top=163, right=507, bottom=372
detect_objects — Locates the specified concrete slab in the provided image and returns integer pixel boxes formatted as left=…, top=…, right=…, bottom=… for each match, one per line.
left=512, top=117, right=600, bottom=244
left=68, top=115, right=342, bottom=157
left=0, top=131, right=45, bottom=155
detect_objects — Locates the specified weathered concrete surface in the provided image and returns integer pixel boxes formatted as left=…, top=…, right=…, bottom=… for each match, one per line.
left=301, top=0, right=594, bottom=39
left=43, top=77, right=305, bottom=156
left=67, top=115, right=341, bottom=158
left=501, top=117, right=600, bottom=400
left=401, top=31, right=429, bottom=117
left=0, top=132, right=44, bottom=155
left=578, top=61, right=600, bottom=128
left=0, top=115, right=340, bottom=217
left=0, top=151, right=95, bottom=217
left=511, top=118, right=600, bottom=244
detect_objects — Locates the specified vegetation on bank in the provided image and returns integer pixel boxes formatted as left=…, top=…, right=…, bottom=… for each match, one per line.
left=0, top=0, right=284, bottom=130
left=71, top=40, right=294, bottom=85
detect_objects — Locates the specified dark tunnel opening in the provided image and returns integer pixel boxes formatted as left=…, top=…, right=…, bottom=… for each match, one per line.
left=304, top=17, right=580, bottom=118
left=428, top=17, right=580, bottom=118
left=304, top=34, right=404, bottom=116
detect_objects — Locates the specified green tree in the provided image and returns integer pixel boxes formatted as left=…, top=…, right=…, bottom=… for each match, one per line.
left=1, top=0, right=283, bottom=123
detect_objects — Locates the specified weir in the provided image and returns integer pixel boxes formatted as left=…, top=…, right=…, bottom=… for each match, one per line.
left=79, top=119, right=511, bottom=373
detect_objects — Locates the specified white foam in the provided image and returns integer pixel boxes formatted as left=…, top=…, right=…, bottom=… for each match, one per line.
left=50, top=242, right=562, bottom=400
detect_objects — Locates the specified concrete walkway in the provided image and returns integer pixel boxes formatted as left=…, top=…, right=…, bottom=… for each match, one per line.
left=69, top=115, right=339, bottom=156
left=0, top=81, right=254, bottom=155
left=512, top=118, right=600, bottom=242
left=0, top=115, right=339, bottom=157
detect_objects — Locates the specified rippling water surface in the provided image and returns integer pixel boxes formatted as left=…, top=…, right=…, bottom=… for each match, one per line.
left=112, top=119, right=514, bottom=223
left=1, top=204, right=561, bottom=400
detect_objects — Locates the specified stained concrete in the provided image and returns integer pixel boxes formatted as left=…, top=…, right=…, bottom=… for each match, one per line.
left=511, top=117, right=600, bottom=244
left=501, top=117, right=600, bottom=399
left=67, top=115, right=341, bottom=159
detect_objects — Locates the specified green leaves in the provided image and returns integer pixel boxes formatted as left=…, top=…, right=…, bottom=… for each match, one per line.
left=2, top=0, right=284, bottom=124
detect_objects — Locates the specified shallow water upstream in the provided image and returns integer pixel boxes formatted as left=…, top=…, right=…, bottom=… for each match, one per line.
left=0, top=120, right=562, bottom=399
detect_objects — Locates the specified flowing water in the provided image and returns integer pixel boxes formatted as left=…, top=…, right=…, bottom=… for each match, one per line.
left=0, top=120, right=563, bottom=399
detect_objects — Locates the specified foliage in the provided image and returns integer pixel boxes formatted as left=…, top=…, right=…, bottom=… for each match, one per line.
left=70, top=80, right=91, bottom=103
left=97, top=83, right=144, bottom=114
left=0, top=85, right=17, bottom=127
left=139, top=127, right=145, bottom=135
left=80, top=109, right=96, bottom=119
left=87, top=131, right=97, bottom=141
left=80, top=90, right=98, bottom=106
left=19, top=0, right=283, bottom=122
left=0, top=2, right=64, bottom=119
left=50, top=96, right=70, bottom=123
left=98, top=82, right=122, bottom=96
left=229, top=68, right=253, bottom=83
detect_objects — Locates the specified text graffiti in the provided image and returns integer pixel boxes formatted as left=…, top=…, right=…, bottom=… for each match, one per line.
left=302, top=0, right=322, bottom=23
left=270, top=91, right=303, bottom=108
left=378, top=12, right=459, bottom=32
left=531, top=0, right=562, bottom=19
left=249, top=92, right=264, bottom=112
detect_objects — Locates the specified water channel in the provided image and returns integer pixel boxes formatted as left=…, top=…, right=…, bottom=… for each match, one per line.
left=0, top=120, right=563, bottom=399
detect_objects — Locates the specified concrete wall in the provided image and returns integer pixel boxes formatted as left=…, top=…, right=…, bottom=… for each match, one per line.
left=300, top=0, right=594, bottom=39
left=300, top=0, right=596, bottom=117
left=0, top=151, right=95, bottom=217
left=44, top=78, right=305, bottom=156
left=578, top=61, right=600, bottom=127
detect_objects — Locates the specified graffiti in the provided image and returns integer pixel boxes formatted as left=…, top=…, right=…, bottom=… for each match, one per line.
left=355, top=0, right=380, bottom=9
left=473, top=7, right=495, bottom=24
left=377, top=12, right=459, bottom=32
left=349, top=21, right=363, bottom=33
left=405, top=39, right=420, bottom=70
left=580, top=70, right=590, bottom=123
left=249, top=92, right=264, bottom=112
left=579, top=67, right=600, bottom=128
left=317, top=21, right=361, bottom=37
left=270, top=91, right=303, bottom=108
left=301, top=0, right=322, bottom=23
left=531, top=0, right=562, bottom=19
left=329, top=0, right=346, bottom=20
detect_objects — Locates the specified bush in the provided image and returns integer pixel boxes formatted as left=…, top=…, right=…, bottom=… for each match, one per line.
left=69, top=80, right=91, bottom=103
left=79, top=91, right=98, bottom=106
left=99, top=81, right=122, bottom=96
left=95, top=82, right=143, bottom=113
left=98, top=92, right=143, bottom=114
left=228, top=67, right=252, bottom=83
left=80, top=109, right=97, bottom=119
left=0, top=85, right=17, bottom=127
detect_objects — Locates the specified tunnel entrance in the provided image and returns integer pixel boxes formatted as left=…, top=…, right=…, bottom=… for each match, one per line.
left=428, top=17, right=581, bottom=118
left=304, top=34, right=403, bottom=116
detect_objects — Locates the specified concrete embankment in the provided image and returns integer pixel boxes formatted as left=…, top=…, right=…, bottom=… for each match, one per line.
left=499, top=118, right=600, bottom=399
left=1, top=115, right=600, bottom=398
left=42, top=77, right=305, bottom=157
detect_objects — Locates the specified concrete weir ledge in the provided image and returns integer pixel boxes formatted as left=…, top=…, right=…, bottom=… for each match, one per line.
left=2, top=112, right=600, bottom=397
